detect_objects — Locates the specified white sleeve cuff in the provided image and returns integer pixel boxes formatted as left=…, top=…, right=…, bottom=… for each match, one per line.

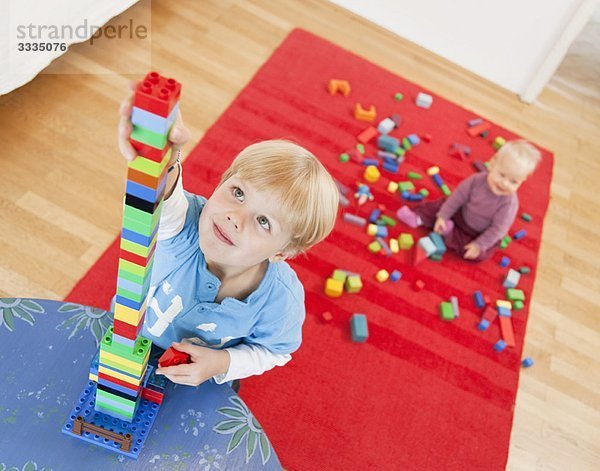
left=213, top=344, right=292, bottom=384
left=157, top=164, right=188, bottom=241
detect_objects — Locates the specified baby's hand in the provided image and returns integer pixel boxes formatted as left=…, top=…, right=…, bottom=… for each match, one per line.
left=117, top=81, right=191, bottom=162
left=156, top=341, right=230, bottom=387
left=463, top=242, right=481, bottom=260
left=434, top=217, right=447, bottom=234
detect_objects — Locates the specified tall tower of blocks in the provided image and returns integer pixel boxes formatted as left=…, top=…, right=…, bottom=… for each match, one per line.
left=93, top=72, right=182, bottom=422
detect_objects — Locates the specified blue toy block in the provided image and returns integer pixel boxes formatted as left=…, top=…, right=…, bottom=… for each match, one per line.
left=428, top=232, right=446, bottom=255
left=477, top=319, right=490, bottom=331
left=432, top=173, right=443, bottom=187
left=350, top=313, right=369, bottom=342
left=376, top=237, right=392, bottom=257
left=375, top=225, right=388, bottom=238
left=382, top=161, right=399, bottom=173
left=500, top=256, right=511, bottom=267
left=473, top=291, right=485, bottom=309
left=115, top=294, right=145, bottom=311
left=493, top=339, right=507, bottom=352
left=62, top=380, right=161, bottom=459
left=503, top=268, right=520, bottom=288
left=121, top=226, right=159, bottom=247
left=521, top=357, right=534, bottom=368
left=513, top=229, right=527, bottom=240
left=131, top=103, right=179, bottom=135
left=377, top=135, right=400, bottom=153
left=113, top=332, right=136, bottom=348
left=368, top=209, right=381, bottom=224
left=390, top=270, right=402, bottom=282
left=497, top=306, right=512, bottom=317
left=126, top=177, right=167, bottom=204
left=116, top=276, right=152, bottom=297
left=418, top=236, right=437, bottom=257
left=362, top=158, right=379, bottom=167
left=407, top=193, right=424, bottom=202
left=407, top=133, right=420, bottom=145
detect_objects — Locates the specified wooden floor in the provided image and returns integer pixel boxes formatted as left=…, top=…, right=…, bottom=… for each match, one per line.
left=0, top=0, right=598, bottom=468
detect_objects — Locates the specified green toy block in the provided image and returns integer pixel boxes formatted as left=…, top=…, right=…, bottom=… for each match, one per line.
left=101, top=326, right=152, bottom=364
left=123, top=202, right=163, bottom=228
left=441, top=184, right=451, bottom=196
left=439, top=302, right=454, bottom=321
left=506, top=288, right=525, bottom=302
left=398, top=181, right=415, bottom=192
left=118, top=265, right=152, bottom=285
left=395, top=147, right=406, bottom=157
left=368, top=241, right=382, bottom=253
left=419, top=188, right=429, bottom=197
left=118, top=258, right=153, bottom=279
left=332, top=269, right=347, bottom=283
left=122, top=215, right=159, bottom=237
left=116, top=285, right=148, bottom=304
left=519, top=266, right=531, bottom=275
left=429, top=253, right=443, bottom=262
left=339, top=153, right=350, bottom=163
left=513, top=300, right=524, bottom=310
left=128, top=149, right=171, bottom=177
left=500, top=235, right=512, bottom=249
left=407, top=172, right=422, bottom=180
left=120, top=237, right=156, bottom=258
left=521, top=213, right=532, bottom=222
left=131, top=125, right=169, bottom=150
left=402, top=137, right=412, bottom=150
left=356, top=143, right=365, bottom=154
left=345, top=275, right=363, bottom=293
left=480, top=130, right=489, bottom=138
left=350, top=313, right=369, bottom=342
left=394, top=92, right=404, bottom=101
left=96, top=389, right=138, bottom=410
left=379, top=215, right=396, bottom=226
left=398, top=233, right=414, bottom=250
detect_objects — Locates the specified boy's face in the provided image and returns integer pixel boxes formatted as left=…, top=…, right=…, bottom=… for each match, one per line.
left=487, top=156, right=529, bottom=196
left=198, top=175, right=292, bottom=268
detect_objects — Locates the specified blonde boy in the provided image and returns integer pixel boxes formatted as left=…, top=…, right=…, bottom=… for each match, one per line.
left=401, top=140, right=541, bottom=261
left=118, top=98, right=338, bottom=387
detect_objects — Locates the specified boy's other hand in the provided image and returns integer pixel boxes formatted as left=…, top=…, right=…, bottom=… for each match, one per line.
left=463, top=242, right=481, bottom=260
left=155, top=341, right=231, bottom=387
left=433, top=217, right=447, bottom=234
left=117, top=80, right=191, bottom=163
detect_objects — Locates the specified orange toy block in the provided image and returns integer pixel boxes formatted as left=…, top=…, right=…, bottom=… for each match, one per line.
left=499, top=315, right=516, bottom=347
left=354, top=103, right=376, bottom=122
left=467, top=121, right=491, bottom=137
left=328, top=79, right=351, bottom=96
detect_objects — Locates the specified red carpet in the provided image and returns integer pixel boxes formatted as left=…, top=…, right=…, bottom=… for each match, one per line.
left=66, top=29, right=553, bottom=469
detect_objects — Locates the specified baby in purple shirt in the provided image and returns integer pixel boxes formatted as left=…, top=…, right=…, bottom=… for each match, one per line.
left=400, top=140, right=541, bottom=262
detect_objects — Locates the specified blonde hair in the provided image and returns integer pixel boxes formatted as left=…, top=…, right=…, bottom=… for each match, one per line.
left=494, top=140, right=541, bottom=175
left=219, top=140, right=339, bottom=256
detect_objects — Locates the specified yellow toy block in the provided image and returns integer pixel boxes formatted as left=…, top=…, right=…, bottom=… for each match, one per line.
left=427, top=166, right=440, bottom=176
left=324, top=278, right=344, bottom=297
left=496, top=300, right=512, bottom=309
left=398, top=233, right=414, bottom=250
left=376, top=269, right=389, bottom=283
left=364, top=165, right=380, bottom=183
left=367, top=224, right=378, bottom=236
left=389, top=238, right=399, bottom=253
left=114, top=301, right=146, bottom=326
left=387, top=181, right=399, bottom=193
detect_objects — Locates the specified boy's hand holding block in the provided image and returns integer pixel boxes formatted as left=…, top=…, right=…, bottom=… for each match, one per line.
left=158, top=346, right=192, bottom=368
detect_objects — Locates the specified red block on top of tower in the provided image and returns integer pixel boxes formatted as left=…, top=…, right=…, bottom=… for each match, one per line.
left=134, top=71, right=182, bottom=117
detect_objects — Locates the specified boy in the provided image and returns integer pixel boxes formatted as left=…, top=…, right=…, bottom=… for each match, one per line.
left=118, top=91, right=339, bottom=388
left=399, top=140, right=541, bottom=261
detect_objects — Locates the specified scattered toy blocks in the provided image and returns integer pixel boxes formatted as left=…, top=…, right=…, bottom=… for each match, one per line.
left=522, top=357, right=534, bottom=368
left=345, top=275, right=363, bottom=293
left=325, top=278, right=344, bottom=297
left=503, top=269, right=521, bottom=288
left=398, top=233, right=414, bottom=250
left=439, top=302, right=454, bottom=321
left=376, top=269, right=390, bottom=283
left=415, top=92, right=433, bottom=109
left=390, top=270, right=402, bottom=282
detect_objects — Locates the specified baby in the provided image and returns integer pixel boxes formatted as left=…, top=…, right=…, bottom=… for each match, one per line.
left=118, top=90, right=339, bottom=388
left=399, top=140, right=541, bottom=261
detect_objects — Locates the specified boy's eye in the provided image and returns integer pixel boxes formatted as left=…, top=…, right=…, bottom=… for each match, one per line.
left=233, top=187, right=245, bottom=201
left=257, top=215, right=270, bottom=230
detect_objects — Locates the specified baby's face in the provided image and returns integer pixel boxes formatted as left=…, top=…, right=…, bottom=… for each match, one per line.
left=487, top=156, right=529, bottom=196
left=198, top=175, right=291, bottom=267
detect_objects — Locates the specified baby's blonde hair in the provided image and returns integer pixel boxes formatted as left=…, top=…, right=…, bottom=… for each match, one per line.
left=494, top=140, right=541, bottom=175
left=219, top=140, right=339, bottom=256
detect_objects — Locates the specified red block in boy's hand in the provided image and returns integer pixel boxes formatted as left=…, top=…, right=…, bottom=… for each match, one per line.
left=158, top=346, right=191, bottom=367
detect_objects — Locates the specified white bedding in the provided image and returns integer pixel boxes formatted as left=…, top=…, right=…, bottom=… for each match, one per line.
left=0, top=0, right=139, bottom=95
